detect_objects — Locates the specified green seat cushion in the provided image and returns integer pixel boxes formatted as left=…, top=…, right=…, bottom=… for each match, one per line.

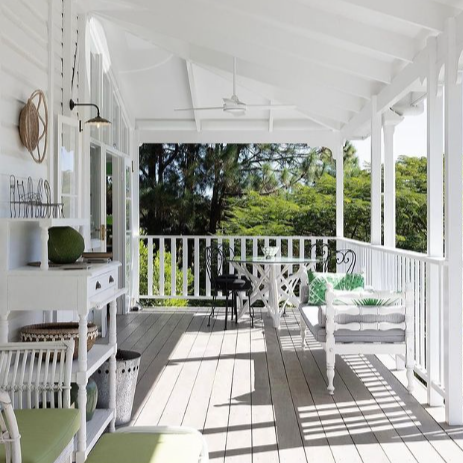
left=308, top=271, right=364, bottom=305
left=86, top=432, right=204, bottom=463
left=0, top=409, right=80, bottom=463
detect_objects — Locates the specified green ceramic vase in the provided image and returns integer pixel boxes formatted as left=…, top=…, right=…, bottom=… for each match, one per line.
left=70, top=378, right=98, bottom=421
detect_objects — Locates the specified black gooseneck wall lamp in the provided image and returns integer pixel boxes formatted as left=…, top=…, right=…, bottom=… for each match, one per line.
left=69, top=99, right=111, bottom=129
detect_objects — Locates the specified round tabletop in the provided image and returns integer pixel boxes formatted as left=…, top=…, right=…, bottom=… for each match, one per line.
left=231, top=256, right=318, bottom=265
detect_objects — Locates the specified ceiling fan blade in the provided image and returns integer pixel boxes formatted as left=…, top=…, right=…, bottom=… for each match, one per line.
left=245, top=104, right=297, bottom=110
left=175, top=106, right=224, bottom=111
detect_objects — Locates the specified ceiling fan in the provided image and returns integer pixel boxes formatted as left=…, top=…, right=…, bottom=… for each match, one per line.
left=175, top=58, right=296, bottom=117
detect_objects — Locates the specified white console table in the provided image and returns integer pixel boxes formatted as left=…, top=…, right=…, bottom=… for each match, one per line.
left=0, top=219, right=126, bottom=463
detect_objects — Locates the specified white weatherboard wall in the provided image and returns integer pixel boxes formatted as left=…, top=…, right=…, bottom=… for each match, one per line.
left=0, top=0, right=76, bottom=339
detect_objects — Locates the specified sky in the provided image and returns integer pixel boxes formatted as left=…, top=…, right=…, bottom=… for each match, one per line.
left=352, top=108, right=427, bottom=168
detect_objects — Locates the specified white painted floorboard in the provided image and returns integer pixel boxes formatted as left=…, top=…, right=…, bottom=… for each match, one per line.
left=118, top=308, right=463, bottom=463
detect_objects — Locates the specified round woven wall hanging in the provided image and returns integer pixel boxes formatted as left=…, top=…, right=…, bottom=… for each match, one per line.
left=19, top=89, right=48, bottom=164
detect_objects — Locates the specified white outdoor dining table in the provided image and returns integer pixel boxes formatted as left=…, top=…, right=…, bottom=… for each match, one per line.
left=230, top=256, right=318, bottom=329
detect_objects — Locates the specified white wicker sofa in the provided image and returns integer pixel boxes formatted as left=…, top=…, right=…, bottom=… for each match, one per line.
left=299, top=276, right=415, bottom=395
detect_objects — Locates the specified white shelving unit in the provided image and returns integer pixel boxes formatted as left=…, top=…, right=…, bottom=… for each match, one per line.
left=0, top=218, right=126, bottom=463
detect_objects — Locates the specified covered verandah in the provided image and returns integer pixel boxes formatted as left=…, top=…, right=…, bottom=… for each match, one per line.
left=3, top=1, right=463, bottom=462
left=87, top=1, right=463, bottom=426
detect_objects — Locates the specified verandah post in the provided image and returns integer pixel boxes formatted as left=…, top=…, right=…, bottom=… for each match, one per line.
left=426, top=36, right=444, bottom=408
left=444, top=17, right=463, bottom=425
left=370, top=95, right=382, bottom=289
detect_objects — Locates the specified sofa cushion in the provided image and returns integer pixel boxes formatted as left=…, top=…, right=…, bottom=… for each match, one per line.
left=86, top=432, right=204, bottom=463
left=0, top=408, right=80, bottom=463
left=307, top=272, right=364, bottom=305
left=300, top=305, right=405, bottom=343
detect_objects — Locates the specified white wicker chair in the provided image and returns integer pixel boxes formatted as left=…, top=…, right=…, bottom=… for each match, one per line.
left=0, top=390, right=21, bottom=463
left=0, top=341, right=77, bottom=463
left=300, top=284, right=415, bottom=395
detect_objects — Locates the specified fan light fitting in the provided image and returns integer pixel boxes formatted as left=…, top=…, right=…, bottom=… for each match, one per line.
left=69, top=99, right=111, bottom=128
left=175, top=58, right=296, bottom=116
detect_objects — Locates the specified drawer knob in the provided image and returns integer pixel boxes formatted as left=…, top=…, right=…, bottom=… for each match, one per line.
left=109, top=276, right=114, bottom=283
left=95, top=281, right=102, bottom=290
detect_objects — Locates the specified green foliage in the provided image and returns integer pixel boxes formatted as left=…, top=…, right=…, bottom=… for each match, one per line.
left=139, top=240, right=193, bottom=307
left=139, top=144, right=428, bottom=255
left=222, top=156, right=427, bottom=253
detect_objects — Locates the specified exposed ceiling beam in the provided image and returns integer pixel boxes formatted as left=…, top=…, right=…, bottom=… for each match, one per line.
left=98, top=6, right=391, bottom=84
left=197, top=0, right=416, bottom=62
left=342, top=48, right=427, bottom=137
left=328, top=0, right=458, bottom=32
left=138, top=125, right=340, bottom=147
left=268, top=105, right=274, bottom=133
left=98, top=12, right=379, bottom=100
left=185, top=61, right=201, bottom=132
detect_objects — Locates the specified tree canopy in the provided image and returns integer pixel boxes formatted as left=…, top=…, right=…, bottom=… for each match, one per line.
left=139, top=143, right=427, bottom=253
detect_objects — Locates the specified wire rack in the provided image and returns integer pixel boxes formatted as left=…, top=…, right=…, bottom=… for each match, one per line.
left=9, top=175, right=64, bottom=219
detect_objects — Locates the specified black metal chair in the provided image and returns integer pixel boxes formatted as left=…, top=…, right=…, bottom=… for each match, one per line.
left=206, top=244, right=253, bottom=329
left=311, top=243, right=357, bottom=274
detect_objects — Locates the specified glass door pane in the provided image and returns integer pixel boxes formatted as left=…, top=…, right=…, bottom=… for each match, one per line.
left=57, top=116, right=80, bottom=218
left=90, top=144, right=106, bottom=251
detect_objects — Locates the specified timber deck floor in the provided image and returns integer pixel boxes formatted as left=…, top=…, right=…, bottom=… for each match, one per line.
left=116, top=308, right=463, bottom=463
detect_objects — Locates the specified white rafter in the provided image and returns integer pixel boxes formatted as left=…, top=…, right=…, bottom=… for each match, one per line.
left=185, top=61, right=201, bottom=132
left=98, top=5, right=392, bottom=84
left=197, top=0, right=416, bottom=62
left=97, top=12, right=379, bottom=101
left=327, top=0, right=458, bottom=31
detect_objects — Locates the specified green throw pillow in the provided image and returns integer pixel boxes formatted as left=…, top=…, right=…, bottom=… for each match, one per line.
left=308, top=271, right=364, bottom=305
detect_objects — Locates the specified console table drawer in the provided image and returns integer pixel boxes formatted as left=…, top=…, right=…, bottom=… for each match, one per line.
left=89, top=269, right=118, bottom=298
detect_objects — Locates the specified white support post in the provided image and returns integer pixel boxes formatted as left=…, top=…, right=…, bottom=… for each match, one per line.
left=371, top=95, right=382, bottom=246
left=383, top=111, right=402, bottom=248
left=335, top=141, right=344, bottom=238
left=109, top=300, right=117, bottom=431
left=370, top=96, right=382, bottom=290
left=444, top=17, right=463, bottom=426
left=132, top=131, right=141, bottom=304
left=426, top=36, right=444, bottom=407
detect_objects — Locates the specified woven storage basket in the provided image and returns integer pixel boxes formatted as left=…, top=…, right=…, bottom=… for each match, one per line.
left=20, top=323, right=98, bottom=359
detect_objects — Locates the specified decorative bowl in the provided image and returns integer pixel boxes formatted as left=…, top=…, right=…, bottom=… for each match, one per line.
left=262, top=246, right=279, bottom=259
left=20, top=322, right=98, bottom=359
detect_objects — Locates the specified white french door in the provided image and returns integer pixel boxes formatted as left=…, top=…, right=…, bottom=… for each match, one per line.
left=89, top=143, right=107, bottom=251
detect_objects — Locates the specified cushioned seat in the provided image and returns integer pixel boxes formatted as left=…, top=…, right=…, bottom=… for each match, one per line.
left=86, top=432, right=204, bottom=463
left=299, top=305, right=405, bottom=343
left=0, top=408, right=80, bottom=463
left=214, top=275, right=252, bottom=290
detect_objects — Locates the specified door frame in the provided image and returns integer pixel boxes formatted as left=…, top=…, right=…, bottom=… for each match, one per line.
left=90, top=138, right=131, bottom=314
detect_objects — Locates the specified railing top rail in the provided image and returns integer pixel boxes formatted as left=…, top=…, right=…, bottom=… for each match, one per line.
left=140, top=234, right=445, bottom=265
left=338, top=237, right=446, bottom=265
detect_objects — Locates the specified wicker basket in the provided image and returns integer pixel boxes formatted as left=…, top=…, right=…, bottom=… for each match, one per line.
left=20, top=323, right=98, bottom=359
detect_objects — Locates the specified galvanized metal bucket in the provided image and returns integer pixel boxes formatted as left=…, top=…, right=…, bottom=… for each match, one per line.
left=92, top=350, right=141, bottom=426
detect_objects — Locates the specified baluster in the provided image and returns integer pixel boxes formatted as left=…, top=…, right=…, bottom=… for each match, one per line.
left=171, top=238, right=177, bottom=297
left=194, top=237, right=200, bottom=297
left=159, top=238, right=165, bottom=297
left=183, top=237, right=188, bottom=296
left=147, top=237, right=153, bottom=297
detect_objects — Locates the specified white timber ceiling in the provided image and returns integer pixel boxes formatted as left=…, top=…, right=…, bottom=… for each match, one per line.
left=77, top=0, right=463, bottom=142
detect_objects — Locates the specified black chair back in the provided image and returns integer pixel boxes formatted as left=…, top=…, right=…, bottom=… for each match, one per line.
left=311, top=243, right=357, bottom=273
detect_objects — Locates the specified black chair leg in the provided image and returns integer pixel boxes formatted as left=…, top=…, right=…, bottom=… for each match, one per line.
left=248, top=293, right=254, bottom=328
left=208, top=294, right=216, bottom=327
left=233, top=292, right=238, bottom=323
left=225, top=293, right=229, bottom=330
